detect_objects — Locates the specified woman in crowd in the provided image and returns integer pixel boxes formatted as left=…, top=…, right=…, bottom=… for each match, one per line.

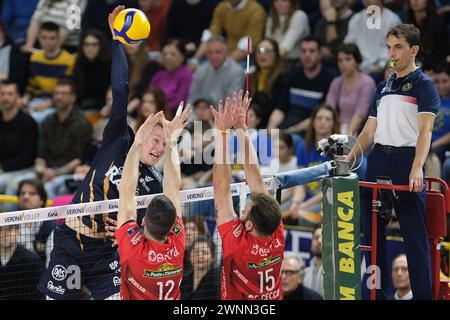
left=248, top=38, right=287, bottom=128
left=181, top=236, right=220, bottom=300
left=73, top=29, right=111, bottom=112
left=265, top=0, right=310, bottom=60
left=325, top=43, right=376, bottom=136
left=288, top=105, right=339, bottom=225
left=150, top=38, right=193, bottom=115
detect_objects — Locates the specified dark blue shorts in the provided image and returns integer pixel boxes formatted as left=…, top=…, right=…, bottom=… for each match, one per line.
left=38, top=224, right=120, bottom=300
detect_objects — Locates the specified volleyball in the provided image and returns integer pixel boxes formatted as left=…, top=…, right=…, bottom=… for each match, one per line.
left=113, top=8, right=151, bottom=46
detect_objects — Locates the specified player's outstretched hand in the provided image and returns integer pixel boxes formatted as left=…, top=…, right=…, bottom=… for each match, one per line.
left=105, top=217, right=118, bottom=239
left=162, top=101, right=192, bottom=146
left=210, top=97, right=237, bottom=131
left=108, top=5, right=126, bottom=40
left=232, top=90, right=252, bottom=129
left=134, top=111, right=164, bottom=146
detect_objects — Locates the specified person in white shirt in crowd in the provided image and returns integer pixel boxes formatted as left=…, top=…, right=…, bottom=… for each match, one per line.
left=265, top=0, right=310, bottom=60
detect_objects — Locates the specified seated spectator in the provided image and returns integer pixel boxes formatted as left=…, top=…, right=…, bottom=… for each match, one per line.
left=181, top=236, right=221, bottom=300
left=188, top=36, right=244, bottom=107
left=150, top=38, right=192, bottom=114
left=165, top=0, right=219, bottom=56
left=344, top=0, right=401, bottom=76
left=179, top=99, right=215, bottom=189
left=182, top=216, right=209, bottom=274
left=0, top=224, right=44, bottom=300
left=314, top=0, right=354, bottom=67
left=276, top=133, right=298, bottom=211
left=23, top=22, right=75, bottom=125
left=1, top=0, right=39, bottom=45
left=431, top=62, right=450, bottom=162
left=139, top=0, right=172, bottom=54
left=21, top=0, right=87, bottom=53
left=0, top=80, right=38, bottom=194
left=267, top=36, right=334, bottom=134
left=282, top=252, right=323, bottom=300
left=192, top=0, right=267, bottom=66
left=288, top=105, right=338, bottom=223
left=16, top=179, right=55, bottom=264
left=73, top=29, right=111, bottom=112
left=389, top=254, right=413, bottom=300
left=265, top=0, right=310, bottom=60
left=249, top=38, right=287, bottom=128
left=405, top=0, right=450, bottom=69
left=82, top=0, right=138, bottom=39
left=134, top=87, right=171, bottom=131
left=5, top=79, right=93, bottom=201
left=0, top=21, right=28, bottom=92
left=303, top=225, right=324, bottom=297
left=125, top=42, right=162, bottom=114
left=326, top=43, right=376, bottom=135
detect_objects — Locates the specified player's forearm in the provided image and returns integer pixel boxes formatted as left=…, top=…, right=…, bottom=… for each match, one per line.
left=118, top=142, right=141, bottom=223
left=236, top=128, right=266, bottom=194
left=163, top=143, right=181, bottom=197
left=110, top=41, right=129, bottom=119
left=213, top=131, right=232, bottom=190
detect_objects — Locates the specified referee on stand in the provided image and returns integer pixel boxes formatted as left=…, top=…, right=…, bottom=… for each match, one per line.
left=348, top=24, right=440, bottom=300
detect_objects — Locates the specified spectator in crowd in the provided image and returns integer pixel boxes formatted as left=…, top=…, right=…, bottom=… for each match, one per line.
left=0, top=224, right=44, bottom=300
left=282, top=252, right=323, bottom=300
left=289, top=105, right=338, bottom=221
left=326, top=43, right=376, bottom=135
left=405, top=0, right=450, bottom=68
left=188, top=36, right=244, bottom=107
left=265, top=0, right=310, bottom=60
left=165, top=0, right=219, bottom=56
left=5, top=79, right=93, bottom=200
left=314, top=0, right=353, bottom=67
left=16, top=179, right=54, bottom=264
left=73, top=29, right=111, bottom=112
left=150, top=38, right=192, bottom=114
left=389, top=254, right=413, bottom=300
left=268, top=36, right=334, bottom=134
left=134, top=87, right=171, bottom=132
left=0, top=80, right=38, bottom=194
left=191, top=0, right=267, bottom=66
left=344, top=0, right=401, bottom=76
left=181, top=236, right=221, bottom=300
left=276, top=133, right=298, bottom=211
left=0, top=21, right=29, bottom=93
left=301, top=0, right=322, bottom=30
left=125, top=42, right=162, bottom=115
left=139, top=0, right=172, bottom=54
left=248, top=38, right=287, bottom=128
left=1, top=0, right=39, bottom=45
left=21, top=0, right=87, bottom=53
left=82, top=0, right=138, bottom=38
left=24, top=22, right=75, bottom=125
left=303, top=225, right=324, bottom=297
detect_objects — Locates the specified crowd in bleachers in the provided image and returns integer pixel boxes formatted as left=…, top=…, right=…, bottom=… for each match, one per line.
left=0, top=0, right=449, bottom=300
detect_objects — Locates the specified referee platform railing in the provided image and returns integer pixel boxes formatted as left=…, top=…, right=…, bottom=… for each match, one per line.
left=359, top=177, right=450, bottom=300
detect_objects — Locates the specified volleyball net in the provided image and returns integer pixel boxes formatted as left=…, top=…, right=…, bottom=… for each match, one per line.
left=0, top=163, right=332, bottom=300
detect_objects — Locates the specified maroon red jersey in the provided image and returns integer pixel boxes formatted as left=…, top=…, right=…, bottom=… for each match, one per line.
left=116, top=216, right=185, bottom=300
left=218, top=215, right=285, bottom=300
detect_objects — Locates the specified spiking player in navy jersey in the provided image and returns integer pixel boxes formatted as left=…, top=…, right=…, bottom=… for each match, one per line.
left=39, top=6, right=170, bottom=300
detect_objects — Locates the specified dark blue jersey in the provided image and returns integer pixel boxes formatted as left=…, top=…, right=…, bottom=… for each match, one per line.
left=70, top=41, right=163, bottom=234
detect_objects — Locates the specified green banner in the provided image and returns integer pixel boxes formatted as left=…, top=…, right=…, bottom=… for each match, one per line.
left=322, top=173, right=361, bottom=300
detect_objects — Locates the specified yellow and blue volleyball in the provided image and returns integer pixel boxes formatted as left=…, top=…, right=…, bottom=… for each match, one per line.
left=113, top=8, right=151, bottom=45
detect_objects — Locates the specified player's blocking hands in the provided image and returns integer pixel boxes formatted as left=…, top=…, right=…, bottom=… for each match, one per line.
left=134, top=111, right=164, bottom=145
left=162, top=101, right=192, bottom=145
left=232, top=90, right=252, bottom=129
left=210, top=97, right=237, bottom=131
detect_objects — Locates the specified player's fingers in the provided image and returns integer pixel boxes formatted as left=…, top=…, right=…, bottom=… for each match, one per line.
left=218, top=99, right=223, bottom=114
left=175, top=101, right=184, bottom=117
left=106, top=217, right=117, bottom=226
left=209, top=105, right=217, bottom=116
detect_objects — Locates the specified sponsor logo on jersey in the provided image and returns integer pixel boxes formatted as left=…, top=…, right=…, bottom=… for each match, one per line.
left=148, top=247, right=180, bottom=263
left=143, top=263, right=182, bottom=278
left=131, top=232, right=144, bottom=245
left=171, top=223, right=182, bottom=235
left=51, top=265, right=67, bottom=281
left=233, top=223, right=243, bottom=238
left=402, top=83, right=412, bottom=92
left=113, top=276, right=121, bottom=287
left=247, top=255, right=281, bottom=270
left=47, top=281, right=65, bottom=295
left=127, top=226, right=139, bottom=236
